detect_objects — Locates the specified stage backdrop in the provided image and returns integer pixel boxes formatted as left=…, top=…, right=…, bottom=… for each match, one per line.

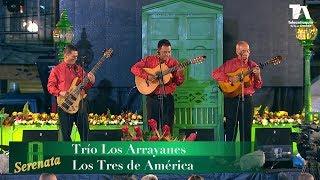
left=60, top=0, right=303, bottom=87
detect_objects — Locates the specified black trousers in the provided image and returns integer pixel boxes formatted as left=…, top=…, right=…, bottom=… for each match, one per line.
left=146, top=94, right=174, bottom=131
left=224, top=95, right=253, bottom=142
left=57, top=100, right=89, bottom=141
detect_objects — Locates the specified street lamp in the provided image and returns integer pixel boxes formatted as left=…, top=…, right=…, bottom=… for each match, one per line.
left=53, top=9, right=74, bottom=61
left=296, top=18, right=318, bottom=122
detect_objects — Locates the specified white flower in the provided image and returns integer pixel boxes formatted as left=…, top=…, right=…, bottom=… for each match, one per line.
left=261, top=119, right=268, bottom=126
left=287, top=119, right=294, bottom=123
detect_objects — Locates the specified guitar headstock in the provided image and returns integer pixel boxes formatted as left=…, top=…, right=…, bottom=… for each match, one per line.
left=268, top=55, right=283, bottom=65
left=191, top=55, right=206, bottom=64
left=103, top=48, right=113, bottom=58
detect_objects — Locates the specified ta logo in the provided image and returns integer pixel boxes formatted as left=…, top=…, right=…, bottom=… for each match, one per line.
left=289, top=4, right=311, bottom=20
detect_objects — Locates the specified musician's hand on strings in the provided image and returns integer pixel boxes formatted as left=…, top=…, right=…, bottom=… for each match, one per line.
left=80, top=90, right=86, bottom=96
left=228, top=76, right=239, bottom=84
left=252, top=66, right=261, bottom=76
left=87, top=72, right=95, bottom=83
left=147, top=74, right=157, bottom=81
left=59, top=91, right=67, bottom=97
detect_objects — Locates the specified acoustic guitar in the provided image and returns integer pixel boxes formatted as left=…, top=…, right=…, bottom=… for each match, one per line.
left=57, top=48, right=113, bottom=114
left=217, top=55, right=283, bottom=97
left=135, top=55, right=206, bottom=95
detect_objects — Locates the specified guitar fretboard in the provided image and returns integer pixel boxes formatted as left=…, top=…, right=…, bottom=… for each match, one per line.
left=74, top=51, right=112, bottom=92
left=161, top=56, right=205, bottom=76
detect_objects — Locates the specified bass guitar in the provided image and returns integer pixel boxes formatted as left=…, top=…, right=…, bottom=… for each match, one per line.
left=57, top=48, right=113, bottom=114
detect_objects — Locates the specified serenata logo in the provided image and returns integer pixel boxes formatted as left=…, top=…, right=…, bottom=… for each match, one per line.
left=13, top=142, right=61, bottom=173
left=288, top=4, right=313, bottom=27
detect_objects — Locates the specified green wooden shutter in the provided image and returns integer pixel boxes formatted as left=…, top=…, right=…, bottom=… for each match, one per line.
left=142, top=0, right=224, bottom=140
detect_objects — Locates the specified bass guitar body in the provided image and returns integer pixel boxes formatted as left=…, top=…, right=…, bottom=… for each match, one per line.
left=57, top=77, right=87, bottom=114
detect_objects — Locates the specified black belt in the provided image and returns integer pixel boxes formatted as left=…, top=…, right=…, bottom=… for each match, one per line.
left=226, top=94, right=253, bottom=100
left=148, top=93, right=172, bottom=99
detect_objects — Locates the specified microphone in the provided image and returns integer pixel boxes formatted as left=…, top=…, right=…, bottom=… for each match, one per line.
left=155, top=71, right=163, bottom=79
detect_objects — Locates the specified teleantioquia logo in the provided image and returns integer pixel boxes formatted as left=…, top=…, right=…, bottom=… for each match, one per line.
left=288, top=4, right=313, bottom=27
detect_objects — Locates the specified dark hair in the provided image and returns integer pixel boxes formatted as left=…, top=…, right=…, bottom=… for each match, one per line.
left=188, top=175, right=204, bottom=180
left=157, top=39, right=171, bottom=49
left=63, top=44, right=78, bottom=55
left=278, top=172, right=289, bottom=180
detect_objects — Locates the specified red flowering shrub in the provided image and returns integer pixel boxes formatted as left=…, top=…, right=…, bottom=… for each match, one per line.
left=121, top=119, right=197, bottom=141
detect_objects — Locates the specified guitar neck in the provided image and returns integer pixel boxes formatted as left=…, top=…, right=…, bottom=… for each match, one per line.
left=162, top=60, right=192, bottom=75
left=78, top=56, right=108, bottom=89
left=244, top=61, right=270, bottom=76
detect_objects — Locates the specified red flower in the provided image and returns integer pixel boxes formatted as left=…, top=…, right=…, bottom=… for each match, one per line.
left=134, top=126, right=143, bottom=137
left=148, top=119, right=158, bottom=131
left=122, top=125, right=129, bottom=134
left=149, top=135, right=159, bottom=141
left=186, top=133, right=197, bottom=141
left=162, top=125, right=171, bottom=136
left=132, top=136, right=141, bottom=141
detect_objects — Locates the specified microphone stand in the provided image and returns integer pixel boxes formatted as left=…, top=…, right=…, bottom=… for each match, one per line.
left=79, top=56, right=87, bottom=141
left=157, top=60, right=166, bottom=131
left=240, top=60, right=245, bottom=155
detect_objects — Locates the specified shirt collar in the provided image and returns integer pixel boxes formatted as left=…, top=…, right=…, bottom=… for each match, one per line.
left=61, top=61, right=76, bottom=68
left=235, top=57, right=249, bottom=66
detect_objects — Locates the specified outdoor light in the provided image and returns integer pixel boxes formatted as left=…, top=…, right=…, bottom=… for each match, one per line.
left=296, top=18, right=318, bottom=122
left=26, top=21, right=38, bottom=32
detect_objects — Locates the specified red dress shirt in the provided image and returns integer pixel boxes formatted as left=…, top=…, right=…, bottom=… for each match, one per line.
left=131, top=55, right=184, bottom=95
left=47, top=62, right=93, bottom=97
left=211, top=57, right=262, bottom=96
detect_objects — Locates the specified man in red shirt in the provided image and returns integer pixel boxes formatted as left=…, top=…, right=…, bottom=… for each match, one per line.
left=47, top=45, right=95, bottom=141
left=212, top=41, right=262, bottom=142
left=131, top=39, right=184, bottom=131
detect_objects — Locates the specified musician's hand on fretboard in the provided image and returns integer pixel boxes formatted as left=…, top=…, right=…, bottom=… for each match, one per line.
left=87, top=72, right=95, bottom=83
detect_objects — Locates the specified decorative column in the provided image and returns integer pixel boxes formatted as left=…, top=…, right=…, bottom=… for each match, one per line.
left=296, top=18, right=318, bottom=122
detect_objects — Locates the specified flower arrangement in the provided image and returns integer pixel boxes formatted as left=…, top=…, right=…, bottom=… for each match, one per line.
left=253, top=106, right=320, bottom=126
left=121, top=119, right=197, bottom=141
left=88, top=111, right=143, bottom=126
left=13, top=112, right=59, bottom=126
left=1, top=103, right=143, bottom=127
